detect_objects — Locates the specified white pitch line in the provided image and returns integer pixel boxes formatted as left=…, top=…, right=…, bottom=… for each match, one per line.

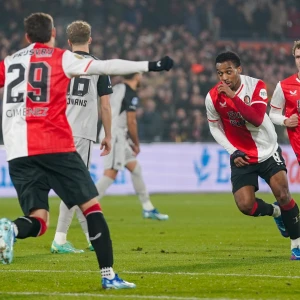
left=0, top=292, right=255, bottom=300
left=0, top=269, right=299, bottom=280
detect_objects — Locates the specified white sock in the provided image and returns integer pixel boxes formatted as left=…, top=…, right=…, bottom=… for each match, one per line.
left=291, top=237, right=300, bottom=250
left=85, top=233, right=90, bottom=244
left=272, top=204, right=281, bottom=218
left=54, top=232, right=67, bottom=245
left=13, top=223, right=18, bottom=237
left=131, top=163, right=155, bottom=211
left=74, top=206, right=90, bottom=244
left=95, top=175, right=114, bottom=200
left=101, top=267, right=115, bottom=279
left=54, top=201, right=75, bottom=244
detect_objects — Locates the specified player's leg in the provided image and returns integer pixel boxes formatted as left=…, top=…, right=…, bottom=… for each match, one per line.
left=49, top=152, right=135, bottom=289
left=51, top=137, right=93, bottom=253
left=126, top=159, right=169, bottom=220
left=262, top=148, right=300, bottom=259
left=231, top=163, right=276, bottom=217
left=51, top=203, right=83, bottom=254
left=0, top=157, right=50, bottom=264
left=95, top=137, right=119, bottom=200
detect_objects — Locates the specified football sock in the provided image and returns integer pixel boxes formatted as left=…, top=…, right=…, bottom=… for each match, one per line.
left=74, top=206, right=90, bottom=244
left=250, top=198, right=274, bottom=216
left=280, top=199, right=300, bottom=240
left=131, top=163, right=155, bottom=211
left=83, top=203, right=113, bottom=269
left=101, top=267, right=115, bottom=280
left=54, top=201, right=75, bottom=245
left=95, top=176, right=114, bottom=200
left=13, top=216, right=47, bottom=238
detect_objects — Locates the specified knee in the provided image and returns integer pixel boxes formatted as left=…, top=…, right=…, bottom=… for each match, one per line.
left=236, top=198, right=254, bottom=216
left=275, top=187, right=290, bottom=205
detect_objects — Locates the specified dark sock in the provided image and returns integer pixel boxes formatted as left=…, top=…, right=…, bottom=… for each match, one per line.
left=13, top=216, right=42, bottom=239
left=84, top=204, right=113, bottom=269
left=250, top=198, right=274, bottom=217
left=280, top=199, right=300, bottom=240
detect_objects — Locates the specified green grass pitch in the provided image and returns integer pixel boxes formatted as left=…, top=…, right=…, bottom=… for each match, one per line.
left=0, top=193, right=299, bottom=300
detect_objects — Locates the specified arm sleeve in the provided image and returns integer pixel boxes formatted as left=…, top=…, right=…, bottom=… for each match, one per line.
left=0, top=60, right=5, bottom=88
left=205, top=93, right=237, bottom=154
left=62, top=50, right=148, bottom=77
left=97, top=76, right=113, bottom=97
left=231, top=80, right=267, bottom=127
left=124, top=92, right=139, bottom=112
left=269, top=82, right=287, bottom=126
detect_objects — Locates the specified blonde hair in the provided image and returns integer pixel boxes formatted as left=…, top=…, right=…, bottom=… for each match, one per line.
left=66, top=20, right=91, bottom=45
left=292, top=40, right=300, bottom=56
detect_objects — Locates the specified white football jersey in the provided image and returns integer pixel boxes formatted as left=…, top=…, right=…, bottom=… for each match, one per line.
left=66, top=51, right=112, bottom=142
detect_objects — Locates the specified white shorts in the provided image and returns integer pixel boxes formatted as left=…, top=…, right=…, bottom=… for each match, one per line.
left=74, top=137, right=93, bottom=169
left=103, top=135, right=136, bottom=170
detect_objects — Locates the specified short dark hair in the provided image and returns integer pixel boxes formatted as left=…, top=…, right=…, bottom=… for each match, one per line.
left=215, top=51, right=241, bottom=68
left=123, top=73, right=139, bottom=80
left=67, top=21, right=91, bottom=45
left=24, top=13, right=53, bottom=43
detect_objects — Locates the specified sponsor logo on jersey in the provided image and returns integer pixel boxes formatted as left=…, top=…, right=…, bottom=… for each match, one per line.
left=259, top=89, right=267, bottom=99
left=244, top=95, right=251, bottom=105
left=219, top=100, right=227, bottom=108
left=290, top=90, right=297, bottom=95
left=131, top=97, right=139, bottom=106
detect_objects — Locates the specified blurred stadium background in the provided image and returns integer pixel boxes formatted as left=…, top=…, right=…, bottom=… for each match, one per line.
left=1, top=1, right=300, bottom=299
left=0, top=0, right=300, bottom=196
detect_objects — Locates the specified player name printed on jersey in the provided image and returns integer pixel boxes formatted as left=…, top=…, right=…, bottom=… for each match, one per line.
left=0, top=43, right=96, bottom=161
left=206, top=75, right=278, bottom=163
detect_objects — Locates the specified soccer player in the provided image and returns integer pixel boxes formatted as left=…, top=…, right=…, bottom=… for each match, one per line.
left=51, top=21, right=113, bottom=254
left=269, top=40, right=300, bottom=165
left=0, top=12, right=173, bottom=290
left=205, top=51, right=300, bottom=260
left=96, top=74, right=169, bottom=220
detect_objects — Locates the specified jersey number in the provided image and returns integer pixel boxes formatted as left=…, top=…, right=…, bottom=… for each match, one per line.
left=67, top=77, right=90, bottom=97
left=6, top=63, right=50, bottom=103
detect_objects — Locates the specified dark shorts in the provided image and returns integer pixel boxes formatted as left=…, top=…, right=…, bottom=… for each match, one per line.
left=231, top=147, right=287, bottom=194
left=8, top=152, right=98, bottom=215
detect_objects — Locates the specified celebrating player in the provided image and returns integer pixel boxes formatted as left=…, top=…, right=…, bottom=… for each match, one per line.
left=51, top=20, right=113, bottom=254
left=0, top=12, right=173, bottom=290
left=269, top=40, right=300, bottom=165
left=205, top=51, right=300, bottom=260
left=96, top=73, right=169, bottom=220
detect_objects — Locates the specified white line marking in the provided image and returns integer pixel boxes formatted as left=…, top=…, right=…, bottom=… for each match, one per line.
left=0, top=292, right=254, bottom=300
left=0, top=269, right=299, bottom=280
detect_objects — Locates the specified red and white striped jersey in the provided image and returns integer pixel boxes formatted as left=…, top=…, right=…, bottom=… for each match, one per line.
left=0, top=43, right=95, bottom=161
left=206, top=75, right=278, bottom=163
left=270, top=74, right=300, bottom=161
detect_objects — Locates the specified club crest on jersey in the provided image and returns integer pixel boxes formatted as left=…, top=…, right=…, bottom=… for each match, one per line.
left=244, top=95, right=251, bottom=105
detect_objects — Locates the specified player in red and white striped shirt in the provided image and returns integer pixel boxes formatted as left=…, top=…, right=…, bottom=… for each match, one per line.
left=205, top=51, right=300, bottom=260
left=269, top=40, right=300, bottom=164
left=0, top=12, right=173, bottom=288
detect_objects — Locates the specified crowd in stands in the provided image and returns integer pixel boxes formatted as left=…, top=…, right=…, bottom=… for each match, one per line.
left=1, top=0, right=300, bottom=144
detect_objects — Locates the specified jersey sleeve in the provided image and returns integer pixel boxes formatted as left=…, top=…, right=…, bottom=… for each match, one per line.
left=270, top=82, right=285, bottom=109
left=269, top=82, right=287, bottom=126
left=251, top=80, right=268, bottom=105
left=124, top=91, right=139, bottom=112
left=205, top=92, right=219, bottom=122
left=97, top=76, right=113, bottom=97
left=0, top=60, right=5, bottom=88
left=62, top=50, right=94, bottom=78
